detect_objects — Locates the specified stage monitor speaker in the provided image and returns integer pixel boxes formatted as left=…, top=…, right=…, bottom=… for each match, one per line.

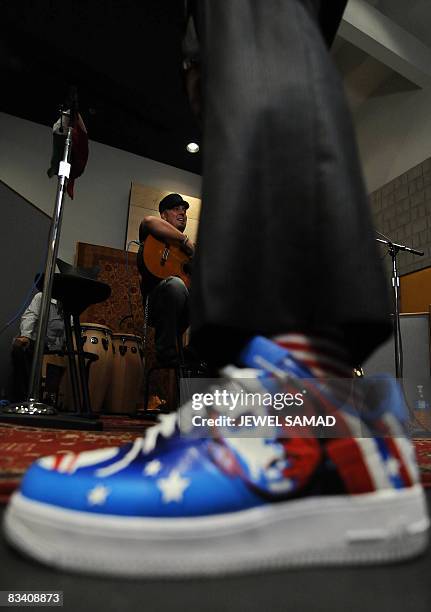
left=364, top=313, right=431, bottom=428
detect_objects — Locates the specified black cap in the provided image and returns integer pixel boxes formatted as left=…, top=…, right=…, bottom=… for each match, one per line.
left=159, top=193, right=190, bottom=214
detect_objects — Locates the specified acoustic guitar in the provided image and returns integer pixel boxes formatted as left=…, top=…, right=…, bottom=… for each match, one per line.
left=141, top=234, right=192, bottom=289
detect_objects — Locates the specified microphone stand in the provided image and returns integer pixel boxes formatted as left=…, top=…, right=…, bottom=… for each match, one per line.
left=3, top=110, right=73, bottom=416
left=1, top=96, right=103, bottom=430
left=376, top=236, right=424, bottom=378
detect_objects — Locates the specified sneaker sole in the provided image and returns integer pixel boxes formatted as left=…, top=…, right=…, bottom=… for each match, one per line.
left=3, top=485, right=429, bottom=577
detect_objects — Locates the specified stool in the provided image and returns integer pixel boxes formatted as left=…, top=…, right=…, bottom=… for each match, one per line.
left=52, top=268, right=111, bottom=414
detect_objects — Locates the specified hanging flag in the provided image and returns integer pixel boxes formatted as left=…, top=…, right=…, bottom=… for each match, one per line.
left=47, top=111, right=89, bottom=199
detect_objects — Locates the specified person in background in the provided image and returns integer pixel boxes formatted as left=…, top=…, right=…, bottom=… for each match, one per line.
left=137, top=193, right=195, bottom=366
left=10, top=275, right=65, bottom=400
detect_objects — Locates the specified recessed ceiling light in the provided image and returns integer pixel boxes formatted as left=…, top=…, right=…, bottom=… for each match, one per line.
left=186, top=142, right=200, bottom=154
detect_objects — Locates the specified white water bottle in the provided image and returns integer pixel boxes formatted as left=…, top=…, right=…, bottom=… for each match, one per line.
left=416, top=385, right=429, bottom=411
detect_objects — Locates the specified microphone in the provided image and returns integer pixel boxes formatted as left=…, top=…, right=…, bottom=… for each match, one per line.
left=66, top=85, right=79, bottom=127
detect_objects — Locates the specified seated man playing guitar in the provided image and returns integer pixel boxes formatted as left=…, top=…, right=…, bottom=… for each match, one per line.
left=137, top=193, right=195, bottom=366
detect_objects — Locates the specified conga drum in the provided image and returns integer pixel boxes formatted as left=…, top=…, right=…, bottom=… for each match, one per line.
left=105, top=333, right=144, bottom=414
left=77, top=323, right=114, bottom=413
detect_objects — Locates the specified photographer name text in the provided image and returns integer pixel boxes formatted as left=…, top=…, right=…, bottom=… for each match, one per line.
left=191, top=414, right=336, bottom=428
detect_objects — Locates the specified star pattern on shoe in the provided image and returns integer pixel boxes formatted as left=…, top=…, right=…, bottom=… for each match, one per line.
left=386, top=457, right=400, bottom=477
left=144, top=459, right=162, bottom=477
left=157, top=470, right=190, bottom=503
left=87, top=485, right=110, bottom=506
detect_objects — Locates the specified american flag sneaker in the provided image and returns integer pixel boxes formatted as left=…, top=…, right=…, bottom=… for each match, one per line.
left=3, top=337, right=429, bottom=577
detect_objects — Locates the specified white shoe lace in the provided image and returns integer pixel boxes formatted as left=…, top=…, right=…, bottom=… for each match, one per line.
left=142, top=366, right=264, bottom=454
left=142, top=412, right=178, bottom=454
left=95, top=413, right=179, bottom=477
left=94, top=367, right=277, bottom=477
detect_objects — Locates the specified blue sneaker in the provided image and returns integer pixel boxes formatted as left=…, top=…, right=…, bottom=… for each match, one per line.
left=3, top=337, right=429, bottom=577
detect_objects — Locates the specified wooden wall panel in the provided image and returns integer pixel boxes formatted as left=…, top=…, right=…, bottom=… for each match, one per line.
left=400, top=266, right=431, bottom=313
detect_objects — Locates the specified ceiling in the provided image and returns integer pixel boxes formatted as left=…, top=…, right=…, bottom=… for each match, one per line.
left=0, top=0, right=202, bottom=175
left=364, top=0, right=431, bottom=47
left=2, top=1, right=431, bottom=177
left=333, top=0, right=431, bottom=114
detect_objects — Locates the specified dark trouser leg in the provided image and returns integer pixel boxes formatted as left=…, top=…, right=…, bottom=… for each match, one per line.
left=149, top=277, right=189, bottom=364
left=11, top=343, right=34, bottom=401
left=190, top=0, right=391, bottom=366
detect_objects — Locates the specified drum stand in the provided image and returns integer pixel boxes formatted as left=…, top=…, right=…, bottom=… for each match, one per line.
left=376, top=236, right=424, bottom=378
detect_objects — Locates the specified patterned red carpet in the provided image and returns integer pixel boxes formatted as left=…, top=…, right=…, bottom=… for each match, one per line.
left=0, top=421, right=430, bottom=504
left=413, top=438, right=431, bottom=488
left=0, top=417, right=152, bottom=504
